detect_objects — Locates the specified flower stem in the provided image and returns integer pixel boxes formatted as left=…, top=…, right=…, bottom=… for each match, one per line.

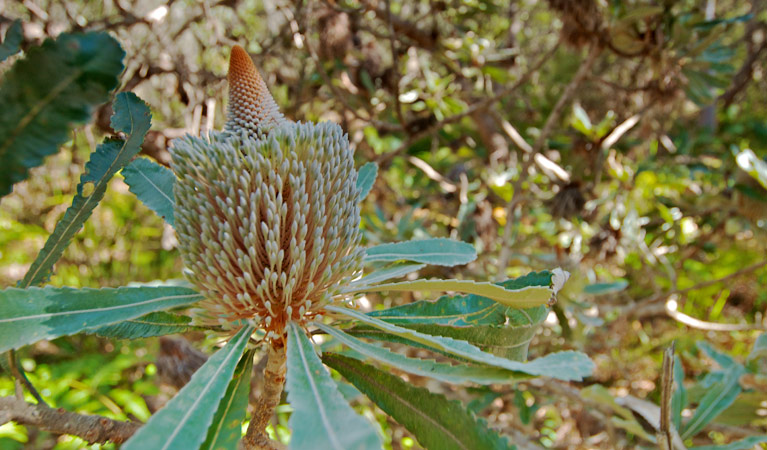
left=240, top=340, right=287, bottom=450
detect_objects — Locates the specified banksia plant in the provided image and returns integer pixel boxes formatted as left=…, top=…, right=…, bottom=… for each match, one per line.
left=172, top=46, right=364, bottom=339
left=2, top=40, right=592, bottom=450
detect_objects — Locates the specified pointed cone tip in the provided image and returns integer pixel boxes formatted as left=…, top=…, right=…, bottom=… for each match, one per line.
left=228, top=45, right=260, bottom=83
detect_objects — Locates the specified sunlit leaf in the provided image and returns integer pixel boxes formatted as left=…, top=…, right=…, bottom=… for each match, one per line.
left=123, top=325, right=254, bottom=450
left=0, top=31, right=124, bottom=197
left=20, top=92, right=151, bottom=287
left=0, top=286, right=203, bottom=353
left=286, top=322, right=382, bottom=450
left=346, top=279, right=552, bottom=309
left=122, top=157, right=176, bottom=227
left=324, top=354, right=513, bottom=450
left=327, top=306, right=593, bottom=381
left=363, top=238, right=476, bottom=266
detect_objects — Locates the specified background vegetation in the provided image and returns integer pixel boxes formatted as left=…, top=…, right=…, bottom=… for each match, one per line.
left=1, top=0, right=766, bottom=448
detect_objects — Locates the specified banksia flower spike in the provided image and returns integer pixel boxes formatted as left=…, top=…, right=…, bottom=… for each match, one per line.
left=171, top=46, right=364, bottom=340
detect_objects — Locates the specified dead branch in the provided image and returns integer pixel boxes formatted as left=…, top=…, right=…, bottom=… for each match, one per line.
left=0, top=396, right=141, bottom=445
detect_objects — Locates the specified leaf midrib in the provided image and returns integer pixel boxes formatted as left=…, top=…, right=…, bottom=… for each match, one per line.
left=291, top=324, right=344, bottom=450
left=331, top=356, right=470, bottom=450
left=21, top=98, right=142, bottom=287
left=0, top=293, right=203, bottom=323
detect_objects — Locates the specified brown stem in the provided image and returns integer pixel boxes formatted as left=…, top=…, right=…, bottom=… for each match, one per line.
left=0, top=396, right=140, bottom=444
left=240, top=340, right=287, bottom=450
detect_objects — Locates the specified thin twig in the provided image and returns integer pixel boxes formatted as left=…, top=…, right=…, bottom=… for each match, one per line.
left=496, top=42, right=602, bottom=278
left=376, top=43, right=559, bottom=166
left=619, top=259, right=767, bottom=321
left=0, top=396, right=141, bottom=444
left=384, top=0, right=405, bottom=127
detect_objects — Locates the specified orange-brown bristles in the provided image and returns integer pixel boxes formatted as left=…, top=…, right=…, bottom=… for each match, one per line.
left=224, top=45, right=286, bottom=139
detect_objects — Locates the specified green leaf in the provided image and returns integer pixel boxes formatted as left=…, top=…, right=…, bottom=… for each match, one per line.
left=0, top=20, right=23, bottom=62
left=19, top=92, right=151, bottom=287
left=122, top=157, right=176, bottom=227
left=363, top=238, right=476, bottom=266
left=698, top=341, right=740, bottom=370
left=286, top=322, right=382, bottom=450
left=357, top=162, right=378, bottom=201
left=92, top=312, right=197, bottom=339
left=398, top=323, right=539, bottom=361
left=748, top=333, right=767, bottom=361
left=671, top=355, right=687, bottom=431
left=368, top=292, right=506, bottom=326
left=324, top=354, right=512, bottom=450
left=681, top=364, right=745, bottom=439
left=583, top=281, right=628, bottom=295
left=0, top=31, right=124, bottom=197
left=327, top=306, right=593, bottom=381
left=123, top=325, right=254, bottom=450
left=366, top=272, right=553, bottom=327
left=317, top=323, right=529, bottom=384
left=345, top=279, right=553, bottom=309
left=0, top=286, right=203, bottom=353
left=201, top=349, right=255, bottom=450
left=348, top=263, right=426, bottom=289
left=690, top=435, right=767, bottom=450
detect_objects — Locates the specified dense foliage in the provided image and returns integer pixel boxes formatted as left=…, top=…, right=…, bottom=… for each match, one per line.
left=0, top=0, right=765, bottom=449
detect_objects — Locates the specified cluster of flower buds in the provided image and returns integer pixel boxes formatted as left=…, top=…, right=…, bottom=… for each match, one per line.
left=171, top=46, right=363, bottom=336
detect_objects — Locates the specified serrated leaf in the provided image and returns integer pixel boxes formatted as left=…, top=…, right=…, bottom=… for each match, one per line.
left=400, top=323, right=539, bottom=361
left=681, top=364, right=744, bottom=439
left=0, top=20, right=23, bottom=62
left=19, top=92, right=151, bottom=287
left=324, top=354, right=512, bottom=450
left=317, top=323, right=528, bottom=384
left=357, top=162, right=377, bottom=201
left=690, top=435, right=767, bottom=450
left=368, top=293, right=506, bottom=326
left=366, top=271, right=553, bottom=327
left=201, top=348, right=255, bottom=450
left=348, top=263, right=426, bottom=289
left=122, top=157, right=176, bottom=226
left=345, top=279, right=552, bottom=309
left=327, top=306, right=593, bottom=381
left=0, top=286, right=203, bottom=353
left=92, top=311, right=196, bottom=339
left=363, top=238, right=476, bottom=266
left=583, top=281, right=628, bottom=295
left=286, top=322, right=382, bottom=450
left=124, top=325, right=253, bottom=450
left=0, top=31, right=124, bottom=197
